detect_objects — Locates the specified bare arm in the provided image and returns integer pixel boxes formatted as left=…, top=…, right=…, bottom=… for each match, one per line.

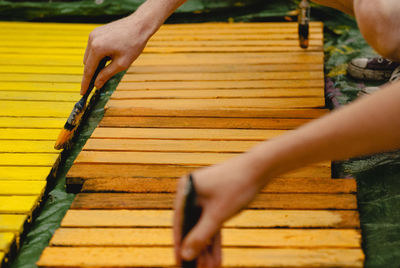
left=311, top=0, right=354, bottom=15
left=81, top=0, right=186, bottom=94
left=174, top=81, right=400, bottom=267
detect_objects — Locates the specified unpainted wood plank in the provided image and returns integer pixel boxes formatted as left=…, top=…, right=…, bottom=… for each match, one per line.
left=0, top=82, right=79, bottom=92
left=98, top=117, right=312, bottom=129
left=0, top=167, right=51, bottom=180
left=0, top=91, right=78, bottom=102
left=111, top=88, right=324, bottom=99
left=0, top=153, right=58, bottom=166
left=0, top=118, right=65, bottom=129
left=91, top=127, right=285, bottom=140
left=106, top=98, right=325, bottom=110
left=121, top=71, right=323, bottom=82
left=0, top=101, right=75, bottom=117
left=61, top=210, right=360, bottom=228
left=66, top=163, right=331, bottom=182
left=80, top=177, right=357, bottom=194
left=50, top=228, right=361, bottom=248
left=0, top=129, right=60, bottom=140
left=0, top=140, right=58, bottom=153
left=70, top=193, right=357, bottom=210
left=37, top=247, right=364, bottom=267
left=74, top=151, right=330, bottom=167
left=104, top=107, right=328, bottom=118
left=0, top=215, right=27, bottom=233
left=0, top=196, right=40, bottom=214
left=0, top=181, right=46, bottom=195
left=117, top=80, right=325, bottom=90
left=83, top=139, right=260, bottom=153
left=0, top=233, right=14, bottom=252
left=0, top=52, right=323, bottom=66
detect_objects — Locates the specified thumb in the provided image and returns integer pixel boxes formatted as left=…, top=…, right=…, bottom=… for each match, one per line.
left=94, top=59, right=127, bottom=88
left=180, top=212, right=220, bottom=261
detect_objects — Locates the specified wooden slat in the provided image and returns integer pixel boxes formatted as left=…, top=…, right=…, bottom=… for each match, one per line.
left=0, top=233, right=14, bottom=252
left=0, top=215, right=27, bottom=233
left=0, top=118, right=65, bottom=129
left=70, top=193, right=357, bottom=210
left=66, top=163, right=332, bottom=182
left=98, top=117, right=312, bottom=129
left=0, top=153, right=58, bottom=166
left=117, top=80, right=324, bottom=90
left=111, top=88, right=324, bottom=99
left=50, top=228, right=361, bottom=248
left=0, top=91, right=78, bottom=102
left=0, top=129, right=60, bottom=140
left=61, top=210, right=360, bottom=228
left=80, top=177, right=357, bottom=194
left=104, top=108, right=328, bottom=118
left=0, top=82, right=79, bottom=92
left=91, top=127, right=284, bottom=140
left=0, top=196, right=40, bottom=214
left=0, top=141, right=58, bottom=153
left=0, top=101, right=74, bottom=117
left=0, top=167, right=51, bottom=180
left=0, top=181, right=46, bottom=195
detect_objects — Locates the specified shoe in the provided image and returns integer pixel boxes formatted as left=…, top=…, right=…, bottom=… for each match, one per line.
left=358, top=65, right=400, bottom=97
left=348, top=56, right=399, bottom=82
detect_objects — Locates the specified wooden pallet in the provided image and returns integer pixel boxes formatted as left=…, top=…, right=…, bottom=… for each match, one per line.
left=0, top=21, right=89, bottom=266
left=36, top=21, right=365, bottom=267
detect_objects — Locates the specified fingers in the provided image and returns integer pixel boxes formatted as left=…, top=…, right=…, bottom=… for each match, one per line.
left=81, top=50, right=102, bottom=95
left=94, top=59, right=128, bottom=89
left=180, top=212, right=221, bottom=263
left=173, top=176, right=187, bottom=264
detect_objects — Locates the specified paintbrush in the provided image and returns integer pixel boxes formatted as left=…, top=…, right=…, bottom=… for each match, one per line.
left=298, top=0, right=310, bottom=49
left=54, top=57, right=110, bottom=150
left=181, top=174, right=202, bottom=268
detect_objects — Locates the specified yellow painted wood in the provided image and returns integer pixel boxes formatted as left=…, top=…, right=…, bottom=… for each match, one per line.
left=0, top=101, right=75, bottom=117
left=0, top=129, right=60, bottom=140
left=0, top=118, right=65, bottom=129
left=0, top=82, right=79, bottom=92
left=0, top=251, right=5, bottom=264
left=0, top=181, right=46, bottom=195
left=91, top=127, right=286, bottom=140
left=50, top=228, right=361, bottom=248
left=0, top=196, right=40, bottom=214
left=0, top=153, right=58, bottom=166
left=107, top=98, right=325, bottom=110
left=0, top=167, right=51, bottom=180
left=117, top=80, right=325, bottom=90
left=37, top=247, right=364, bottom=268
left=0, top=66, right=83, bottom=75
left=0, top=74, right=81, bottom=83
left=61, top=210, right=356, bottom=229
left=0, top=141, right=58, bottom=153
left=0, top=91, right=78, bottom=102
left=0, top=215, right=27, bottom=233
left=0, top=233, right=14, bottom=252
left=111, top=88, right=324, bottom=99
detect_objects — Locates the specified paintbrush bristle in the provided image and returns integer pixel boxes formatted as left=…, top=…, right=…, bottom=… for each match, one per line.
left=54, top=128, right=74, bottom=150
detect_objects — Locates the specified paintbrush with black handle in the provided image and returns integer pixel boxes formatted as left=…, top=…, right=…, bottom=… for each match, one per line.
left=298, top=0, right=311, bottom=49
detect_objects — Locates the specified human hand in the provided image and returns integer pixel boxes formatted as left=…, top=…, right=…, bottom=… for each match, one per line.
left=173, top=153, right=264, bottom=267
left=81, top=15, right=151, bottom=95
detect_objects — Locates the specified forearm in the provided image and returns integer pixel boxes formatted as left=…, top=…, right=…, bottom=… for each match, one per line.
left=246, top=81, right=400, bottom=186
left=126, top=0, right=187, bottom=39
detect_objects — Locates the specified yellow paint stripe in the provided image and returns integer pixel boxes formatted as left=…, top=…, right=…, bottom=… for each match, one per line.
left=0, top=74, right=81, bottom=83
left=0, top=153, right=58, bottom=166
left=0, top=66, right=83, bottom=75
left=0, top=129, right=60, bottom=140
left=0, top=82, right=79, bottom=92
left=0, top=140, right=58, bottom=153
left=0, top=181, right=46, bottom=195
left=0, top=101, right=74, bottom=117
left=0, top=215, right=27, bottom=233
left=0, top=91, right=78, bottom=102
left=0, top=195, right=40, bottom=214
left=0, top=118, right=65, bottom=129
left=0, top=167, right=51, bottom=180
left=0, top=233, right=15, bottom=252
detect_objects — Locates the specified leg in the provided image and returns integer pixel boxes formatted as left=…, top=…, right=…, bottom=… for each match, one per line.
left=354, top=0, right=400, bottom=61
left=311, top=0, right=354, bottom=15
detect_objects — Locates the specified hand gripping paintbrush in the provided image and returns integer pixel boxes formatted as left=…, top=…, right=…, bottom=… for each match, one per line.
left=298, top=0, right=311, bottom=49
left=54, top=57, right=110, bottom=150
left=181, top=174, right=202, bottom=268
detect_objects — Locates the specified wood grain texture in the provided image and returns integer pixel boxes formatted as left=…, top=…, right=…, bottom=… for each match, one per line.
left=50, top=228, right=361, bottom=248
left=61, top=210, right=360, bottom=228
left=98, top=116, right=312, bottom=129
left=70, top=193, right=357, bottom=210
left=80, top=177, right=357, bottom=194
